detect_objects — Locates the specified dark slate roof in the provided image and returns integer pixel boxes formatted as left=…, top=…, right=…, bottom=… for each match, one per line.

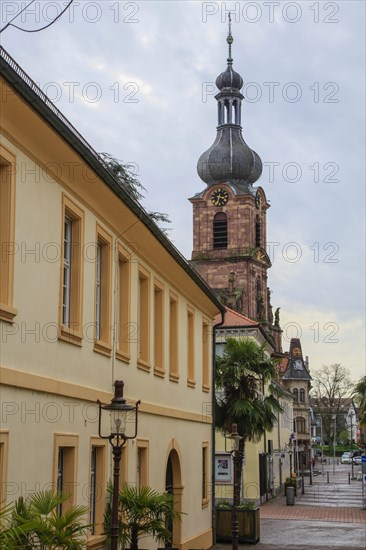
left=283, top=338, right=312, bottom=380
left=216, top=64, right=243, bottom=91
left=196, top=125, right=262, bottom=187
left=196, top=29, right=262, bottom=188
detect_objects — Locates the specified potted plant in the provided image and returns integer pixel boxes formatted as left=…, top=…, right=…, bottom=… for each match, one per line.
left=216, top=499, right=260, bottom=544
left=104, top=484, right=182, bottom=550
left=3, top=490, right=88, bottom=549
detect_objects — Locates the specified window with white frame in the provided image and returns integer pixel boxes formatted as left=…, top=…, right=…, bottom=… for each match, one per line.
left=95, top=240, right=102, bottom=341
left=62, top=217, right=72, bottom=326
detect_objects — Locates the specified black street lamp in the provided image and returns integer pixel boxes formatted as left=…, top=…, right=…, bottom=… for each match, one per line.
left=350, top=411, right=355, bottom=480
left=225, top=423, right=243, bottom=550
left=98, top=380, right=140, bottom=550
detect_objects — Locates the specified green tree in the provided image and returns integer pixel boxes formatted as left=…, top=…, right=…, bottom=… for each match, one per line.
left=6, top=490, right=88, bottom=550
left=99, top=153, right=171, bottom=233
left=311, top=364, right=353, bottom=445
left=104, top=484, right=182, bottom=550
left=353, top=376, right=366, bottom=426
left=215, top=337, right=283, bottom=498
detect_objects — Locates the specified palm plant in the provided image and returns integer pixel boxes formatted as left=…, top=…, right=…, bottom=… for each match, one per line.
left=215, top=337, right=284, bottom=497
left=0, top=501, right=27, bottom=549
left=104, top=484, right=182, bottom=550
left=353, top=376, right=366, bottom=426
left=7, top=490, right=88, bottom=550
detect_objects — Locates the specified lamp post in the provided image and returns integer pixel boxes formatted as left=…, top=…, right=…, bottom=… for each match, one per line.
left=332, top=414, right=336, bottom=474
left=288, top=439, right=293, bottom=477
left=350, top=411, right=355, bottom=480
left=318, top=415, right=324, bottom=477
left=98, top=380, right=140, bottom=550
left=225, top=423, right=243, bottom=550
left=299, top=444, right=305, bottom=494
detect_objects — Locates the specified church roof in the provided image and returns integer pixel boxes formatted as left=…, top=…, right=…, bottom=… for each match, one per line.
left=283, top=338, right=312, bottom=380
left=214, top=307, right=258, bottom=328
left=196, top=17, right=262, bottom=188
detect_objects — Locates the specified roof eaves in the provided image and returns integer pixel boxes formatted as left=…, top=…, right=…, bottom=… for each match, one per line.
left=0, top=47, right=225, bottom=315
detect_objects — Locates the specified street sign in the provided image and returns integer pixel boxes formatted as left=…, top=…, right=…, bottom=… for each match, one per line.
left=362, top=455, right=366, bottom=463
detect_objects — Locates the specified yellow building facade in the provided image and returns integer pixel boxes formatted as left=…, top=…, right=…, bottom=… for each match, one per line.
left=214, top=309, right=293, bottom=506
left=0, top=48, right=224, bottom=550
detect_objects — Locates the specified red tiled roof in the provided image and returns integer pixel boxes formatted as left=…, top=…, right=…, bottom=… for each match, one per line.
left=279, top=357, right=289, bottom=373
left=214, top=307, right=258, bottom=328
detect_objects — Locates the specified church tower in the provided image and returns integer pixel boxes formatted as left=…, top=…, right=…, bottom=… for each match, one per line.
left=189, top=18, right=281, bottom=351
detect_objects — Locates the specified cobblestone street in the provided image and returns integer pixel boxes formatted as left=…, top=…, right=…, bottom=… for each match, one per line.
left=215, top=463, right=366, bottom=549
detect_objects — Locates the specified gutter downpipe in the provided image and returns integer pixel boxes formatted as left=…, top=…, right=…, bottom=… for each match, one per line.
left=212, top=309, right=225, bottom=548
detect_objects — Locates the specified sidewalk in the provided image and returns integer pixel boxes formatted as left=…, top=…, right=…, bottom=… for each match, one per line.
left=215, top=466, right=366, bottom=549
left=260, top=492, right=366, bottom=523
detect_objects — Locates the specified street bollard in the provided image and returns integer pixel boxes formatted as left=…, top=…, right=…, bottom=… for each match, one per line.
left=286, top=486, right=295, bottom=506
left=348, top=472, right=351, bottom=484
left=327, top=472, right=329, bottom=483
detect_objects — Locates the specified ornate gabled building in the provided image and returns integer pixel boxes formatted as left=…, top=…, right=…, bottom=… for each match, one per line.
left=281, top=338, right=312, bottom=467
left=189, top=19, right=282, bottom=353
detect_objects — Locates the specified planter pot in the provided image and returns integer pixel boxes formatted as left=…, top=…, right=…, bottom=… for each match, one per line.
left=216, top=508, right=260, bottom=544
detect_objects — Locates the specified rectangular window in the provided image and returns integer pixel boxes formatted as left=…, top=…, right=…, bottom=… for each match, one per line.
left=96, top=241, right=102, bottom=341
left=116, top=245, right=131, bottom=362
left=0, top=146, right=17, bottom=322
left=57, top=448, right=65, bottom=515
left=119, top=445, right=128, bottom=488
left=187, top=307, right=195, bottom=386
left=137, top=265, right=150, bottom=368
left=89, top=447, right=97, bottom=531
left=88, top=440, right=107, bottom=538
left=202, top=443, right=209, bottom=505
left=94, top=225, right=112, bottom=355
left=59, top=195, right=84, bottom=345
left=154, top=281, right=164, bottom=375
left=62, top=217, right=72, bottom=326
left=169, top=292, right=178, bottom=381
left=136, top=440, right=149, bottom=487
left=0, top=431, right=9, bottom=504
left=53, top=434, right=78, bottom=514
left=202, top=321, right=210, bottom=391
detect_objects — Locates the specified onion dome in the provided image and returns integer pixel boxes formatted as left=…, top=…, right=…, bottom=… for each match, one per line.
left=197, top=135, right=262, bottom=186
left=216, top=65, right=243, bottom=91
left=197, top=15, right=262, bottom=187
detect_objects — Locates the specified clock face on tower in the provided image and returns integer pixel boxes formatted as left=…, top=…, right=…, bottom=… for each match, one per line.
left=211, top=188, right=229, bottom=206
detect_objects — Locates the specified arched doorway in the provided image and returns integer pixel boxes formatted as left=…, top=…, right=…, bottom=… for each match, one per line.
left=165, top=447, right=182, bottom=548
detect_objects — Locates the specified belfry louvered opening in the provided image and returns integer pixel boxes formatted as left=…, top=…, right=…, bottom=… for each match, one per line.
left=213, top=212, right=228, bottom=249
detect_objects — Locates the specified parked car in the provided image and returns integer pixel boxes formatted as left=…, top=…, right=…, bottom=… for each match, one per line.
left=340, top=452, right=353, bottom=464
left=353, top=455, right=362, bottom=465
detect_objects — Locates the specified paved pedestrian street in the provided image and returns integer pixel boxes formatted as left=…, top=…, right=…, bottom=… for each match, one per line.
left=215, top=464, right=366, bottom=550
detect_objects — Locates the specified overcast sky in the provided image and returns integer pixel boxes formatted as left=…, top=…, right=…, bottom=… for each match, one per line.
left=1, top=0, right=365, bottom=381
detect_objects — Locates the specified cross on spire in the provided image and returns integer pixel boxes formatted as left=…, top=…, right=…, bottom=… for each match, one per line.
left=227, top=12, right=234, bottom=64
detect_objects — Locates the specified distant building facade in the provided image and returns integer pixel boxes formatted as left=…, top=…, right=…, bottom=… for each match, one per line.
left=279, top=338, right=312, bottom=468
left=214, top=308, right=293, bottom=504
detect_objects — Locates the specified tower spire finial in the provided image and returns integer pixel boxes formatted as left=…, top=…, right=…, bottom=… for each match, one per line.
left=227, top=12, right=233, bottom=64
